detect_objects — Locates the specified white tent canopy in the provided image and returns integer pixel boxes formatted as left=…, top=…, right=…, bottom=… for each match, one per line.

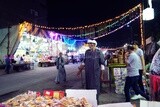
left=0, top=25, right=20, bottom=63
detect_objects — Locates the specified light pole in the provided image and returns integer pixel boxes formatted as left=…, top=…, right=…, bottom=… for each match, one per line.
left=7, top=26, right=10, bottom=55
left=57, top=41, right=59, bottom=56
left=139, top=0, right=154, bottom=49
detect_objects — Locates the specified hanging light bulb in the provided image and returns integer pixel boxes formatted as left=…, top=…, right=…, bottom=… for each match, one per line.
left=143, top=0, right=154, bottom=21
left=143, top=8, right=154, bottom=20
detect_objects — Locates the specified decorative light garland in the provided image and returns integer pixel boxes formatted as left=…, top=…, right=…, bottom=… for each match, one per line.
left=139, top=4, right=144, bottom=47
left=94, top=15, right=140, bottom=39
left=24, top=4, right=141, bottom=39
left=51, top=11, right=139, bottom=38
left=21, top=4, right=144, bottom=47
left=33, top=4, right=141, bottom=30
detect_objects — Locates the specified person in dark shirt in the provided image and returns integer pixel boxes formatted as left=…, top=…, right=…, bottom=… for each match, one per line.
left=77, top=39, right=105, bottom=104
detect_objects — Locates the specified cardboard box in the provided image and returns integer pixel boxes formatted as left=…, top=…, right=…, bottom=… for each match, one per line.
left=140, top=100, right=160, bottom=107
left=98, top=102, right=133, bottom=107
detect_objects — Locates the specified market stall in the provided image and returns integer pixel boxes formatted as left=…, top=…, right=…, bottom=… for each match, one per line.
left=0, top=62, right=33, bottom=72
left=107, top=48, right=127, bottom=94
left=1, top=90, right=95, bottom=107
left=38, top=61, right=56, bottom=67
left=108, top=63, right=127, bottom=94
left=14, top=31, right=68, bottom=67
left=12, top=63, right=34, bottom=71
left=0, top=64, right=5, bottom=69
left=1, top=89, right=160, bottom=107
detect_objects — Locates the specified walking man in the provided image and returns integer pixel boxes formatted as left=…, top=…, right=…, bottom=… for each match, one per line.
left=131, top=41, right=146, bottom=99
left=124, top=45, right=149, bottom=102
left=55, top=52, right=66, bottom=84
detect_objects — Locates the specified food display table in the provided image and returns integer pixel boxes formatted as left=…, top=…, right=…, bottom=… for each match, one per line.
left=0, top=64, right=5, bottom=69
left=0, top=63, right=33, bottom=71
left=1, top=90, right=96, bottom=107
left=38, top=61, right=56, bottom=67
left=12, top=63, right=33, bottom=71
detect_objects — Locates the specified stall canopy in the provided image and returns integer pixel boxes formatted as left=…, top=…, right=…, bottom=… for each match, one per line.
left=0, top=22, right=71, bottom=64
left=0, top=25, right=20, bottom=63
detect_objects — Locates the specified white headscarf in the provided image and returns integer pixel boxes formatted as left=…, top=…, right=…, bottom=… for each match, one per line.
left=87, top=39, right=97, bottom=46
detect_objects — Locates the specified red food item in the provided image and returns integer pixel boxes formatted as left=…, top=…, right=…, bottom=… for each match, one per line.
left=43, top=90, right=65, bottom=99
left=43, top=90, right=53, bottom=97
left=36, top=92, right=41, bottom=97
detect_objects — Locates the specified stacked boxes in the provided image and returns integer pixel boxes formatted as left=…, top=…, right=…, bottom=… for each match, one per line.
left=113, top=68, right=127, bottom=94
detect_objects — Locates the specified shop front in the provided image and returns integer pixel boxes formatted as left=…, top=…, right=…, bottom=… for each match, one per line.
left=14, top=32, right=67, bottom=67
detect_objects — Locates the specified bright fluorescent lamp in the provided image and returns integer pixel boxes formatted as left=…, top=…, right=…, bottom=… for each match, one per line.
left=143, top=7, right=154, bottom=20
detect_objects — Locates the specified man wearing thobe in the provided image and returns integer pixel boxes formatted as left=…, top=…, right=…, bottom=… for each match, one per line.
left=77, top=39, right=105, bottom=104
left=55, top=52, right=66, bottom=84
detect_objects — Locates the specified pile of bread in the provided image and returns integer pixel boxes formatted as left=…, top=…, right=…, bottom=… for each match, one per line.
left=2, top=91, right=93, bottom=107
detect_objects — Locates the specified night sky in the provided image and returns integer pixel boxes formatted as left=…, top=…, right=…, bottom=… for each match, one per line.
left=47, top=0, right=141, bottom=27
left=47, top=0, right=160, bottom=48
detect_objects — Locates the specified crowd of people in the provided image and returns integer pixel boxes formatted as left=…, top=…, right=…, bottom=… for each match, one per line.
left=2, top=38, right=160, bottom=104
left=48, top=38, right=160, bottom=103
left=75, top=39, right=160, bottom=103
left=3, top=54, right=33, bottom=74
left=3, top=54, right=25, bottom=74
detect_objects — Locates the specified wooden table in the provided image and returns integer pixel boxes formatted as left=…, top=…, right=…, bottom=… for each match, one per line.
left=12, top=63, right=31, bottom=72
left=0, top=64, right=5, bottom=69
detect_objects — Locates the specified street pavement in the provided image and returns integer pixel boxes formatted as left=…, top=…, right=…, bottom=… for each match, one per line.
left=0, top=63, right=140, bottom=106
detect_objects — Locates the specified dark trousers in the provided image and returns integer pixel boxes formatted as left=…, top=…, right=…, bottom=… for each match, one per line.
left=138, top=70, right=145, bottom=93
left=124, top=76, right=149, bottom=102
left=5, top=65, right=11, bottom=74
left=63, top=69, right=66, bottom=81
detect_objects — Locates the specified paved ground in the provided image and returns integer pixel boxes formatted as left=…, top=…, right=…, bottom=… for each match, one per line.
left=0, top=63, right=141, bottom=106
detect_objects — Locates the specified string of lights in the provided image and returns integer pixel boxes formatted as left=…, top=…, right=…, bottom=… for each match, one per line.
left=139, top=4, right=144, bottom=47
left=93, top=15, right=140, bottom=39
left=20, top=4, right=144, bottom=46
left=48, top=10, right=139, bottom=38
left=33, top=4, right=141, bottom=30
left=82, top=14, right=129, bottom=36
